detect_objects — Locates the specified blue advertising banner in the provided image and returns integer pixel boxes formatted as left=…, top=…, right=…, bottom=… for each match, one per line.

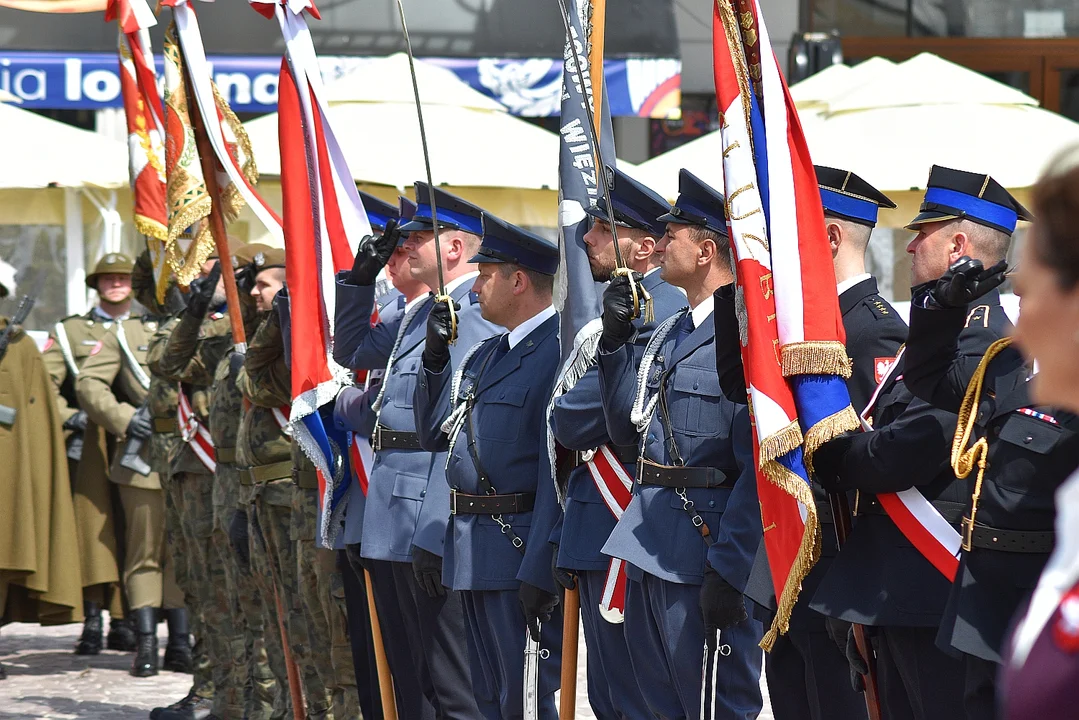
left=0, top=51, right=679, bottom=118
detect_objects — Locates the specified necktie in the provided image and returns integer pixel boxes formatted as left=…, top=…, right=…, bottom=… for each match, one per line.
left=490, top=334, right=511, bottom=369
left=672, top=313, right=694, bottom=349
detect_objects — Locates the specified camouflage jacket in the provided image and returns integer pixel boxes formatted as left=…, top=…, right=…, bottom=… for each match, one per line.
left=237, top=313, right=292, bottom=469
left=145, top=316, right=181, bottom=476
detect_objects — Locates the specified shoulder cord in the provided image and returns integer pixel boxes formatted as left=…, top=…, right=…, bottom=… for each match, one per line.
left=54, top=322, right=80, bottom=377
left=630, top=313, right=681, bottom=432
left=371, top=296, right=430, bottom=417
left=115, top=322, right=152, bottom=390
left=441, top=338, right=488, bottom=456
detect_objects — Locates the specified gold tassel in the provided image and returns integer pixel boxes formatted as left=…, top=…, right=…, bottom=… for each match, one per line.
left=758, top=459, right=822, bottom=651
left=781, top=341, right=853, bottom=379
left=758, top=420, right=803, bottom=467
left=802, top=406, right=861, bottom=475
left=134, top=215, right=168, bottom=244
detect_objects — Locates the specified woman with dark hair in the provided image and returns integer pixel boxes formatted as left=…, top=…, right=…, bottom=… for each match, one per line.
left=1000, top=143, right=1079, bottom=718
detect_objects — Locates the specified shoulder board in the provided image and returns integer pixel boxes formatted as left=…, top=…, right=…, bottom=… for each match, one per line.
left=964, top=303, right=993, bottom=329
left=865, top=295, right=893, bottom=320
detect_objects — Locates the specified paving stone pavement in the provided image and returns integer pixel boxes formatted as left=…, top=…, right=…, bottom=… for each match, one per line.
left=0, top=619, right=774, bottom=719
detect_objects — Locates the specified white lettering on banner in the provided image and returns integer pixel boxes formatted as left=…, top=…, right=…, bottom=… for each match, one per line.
left=11, top=68, right=45, bottom=101
left=559, top=117, right=599, bottom=199
left=253, top=73, right=278, bottom=105
left=83, top=69, right=121, bottom=103
left=217, top=73, right=252, bottom=105
left=64, top=58, right=81, bottom=101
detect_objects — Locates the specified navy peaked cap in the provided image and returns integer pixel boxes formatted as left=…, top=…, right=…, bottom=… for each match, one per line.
left=398, top=182, right=485, bottom=236
left=815, top=166, right=896, bottom=228
left=470, top=213, right=559, bottom=275
left=906, top=165, right=1032, bottom=234
left=358, top=191, right=399, bottom=233
left=585, top=166, right=669, bottom=236
left=657, top=169, right=729, bottom=236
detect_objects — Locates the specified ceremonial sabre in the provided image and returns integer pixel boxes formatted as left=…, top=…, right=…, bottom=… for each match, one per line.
left=523, top=626, right=548, bottom=720
left=698, top=629, right=732, bottom=720
left=395, top=0, right=457, bottom=342
left=554, top=0, right=652, bottom=323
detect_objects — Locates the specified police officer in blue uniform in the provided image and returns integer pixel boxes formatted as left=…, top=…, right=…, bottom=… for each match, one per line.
left=739, top=168, right=905, bottom=720
left=596, top=171, right=764, bottom=720
left=332, top=183, right=499, bottom=719
left=897, top=168, right=1079, bottom=719
left=414, top=214, right=563, bottom=720
left=811, top=166, right=1032, bottom=720
left=548, top=166, right=685, bottom=719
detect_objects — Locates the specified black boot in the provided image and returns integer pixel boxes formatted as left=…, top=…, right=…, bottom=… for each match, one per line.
left=162, top=608, right=193, bottom=674
left=130, top=607, right=158, bottom=677
left=74, top=601, right=103, bottom=655
left=106, top=616, right=138, bottom=652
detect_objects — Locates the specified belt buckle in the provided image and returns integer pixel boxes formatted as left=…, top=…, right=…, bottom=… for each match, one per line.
left=450, top=488, right=458, bottom=515
left=636, top=456, right=644, bottom=485
left=960, top=516, right=974, bottom=552
left=372, top=427, right=382, bottom=452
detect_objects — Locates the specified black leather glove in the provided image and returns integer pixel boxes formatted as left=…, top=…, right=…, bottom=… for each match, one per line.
left=63, top=410, right=88, bottom=432
left=550, top=543, right=576, bottom=590
left=699, top=566, right=748, bottom=632
left=915, top=256, right=1008, bottom=310
left=234, top=262, right=257, bottom=295
left=164, top=282, right=188, bottom=316
left=349, top=220, right=401, bottom=286
left=519, top=582, right=559, bottom=642
left=812, top=431, right=859, bottom=493
left=600, top=272, right=641, bottom=352
left=187, top=261, right=221, bottom=318
left=228, top=509, right=251, bottom=568
left=411, top=546, right=445, bottom=599
left=423, top=298, right=459, bottom=373
left=125, top=405, right=153, bottom=441
left=825, top=617, right=870, bottom=692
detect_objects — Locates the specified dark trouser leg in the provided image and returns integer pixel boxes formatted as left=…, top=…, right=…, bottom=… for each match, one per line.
left=878, top=626, right=966, bottom=720
left=766, top=619, right=870, bottom=720
left=963, top=654, right=999, bottom=720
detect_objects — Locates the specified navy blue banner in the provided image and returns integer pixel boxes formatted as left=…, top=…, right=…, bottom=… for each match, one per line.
left=0, top=51, right=680, bottom=118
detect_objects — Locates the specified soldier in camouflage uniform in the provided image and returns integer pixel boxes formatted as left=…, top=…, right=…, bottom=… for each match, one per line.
left=238, top=287, right=337, bottom=720
left=149, top=254, right=238, bottom=720
left=42, top=253, right=138, bottom=654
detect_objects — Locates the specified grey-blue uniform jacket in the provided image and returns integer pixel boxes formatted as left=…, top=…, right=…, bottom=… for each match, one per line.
left=550, top=272, right=686, bottom=570
left=332, top=273, right=501, bottom=561
left=597, top=305, right=760, bottom=589
left=414, top=313, right=562, bottom=594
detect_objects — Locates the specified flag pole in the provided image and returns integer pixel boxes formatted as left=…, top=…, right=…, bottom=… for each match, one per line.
left=365, top=569, right=399, bottom=720
left=182, top=61, right=247, bottom=352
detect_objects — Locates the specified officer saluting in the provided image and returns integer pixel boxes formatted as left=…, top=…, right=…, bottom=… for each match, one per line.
left=414, top=214, right=563, bottom=719
left=597, top=171, right=764, bottom=720
left=900, top=169, right=1079, bottom=717
left=548, top=167, right=684, bottom=719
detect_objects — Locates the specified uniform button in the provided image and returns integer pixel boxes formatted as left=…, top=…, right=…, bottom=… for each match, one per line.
left=420, top=490, right=426, bottom=497
left=500, top=392, right=506, bottom=399
left=1024, top=436, right=1033, bottom=444
left=693, top=381, right=699, bottom=390
left=708, top=500, right=715, bottom=508
left=648, top=433, right=656, bottom=441
left=506, top=515, right=515, bottom=522
left=392, top=367, right=398, bottom=374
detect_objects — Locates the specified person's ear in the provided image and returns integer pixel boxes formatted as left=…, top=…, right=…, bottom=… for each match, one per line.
left=698, top=238, right=717, bottom=267
left=636, top=236, right=656, bottom=262
left=949, top=231, right=970, bottom=263
left=826, top=222, right=842, bottom=258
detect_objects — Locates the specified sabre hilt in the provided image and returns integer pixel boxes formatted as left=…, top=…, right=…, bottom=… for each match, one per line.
left=433, top=293, right=458, bottom=346
left=610, top=267, right=653, bottom=324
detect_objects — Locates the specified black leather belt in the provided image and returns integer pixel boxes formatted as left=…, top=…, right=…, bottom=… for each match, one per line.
left=372, top=425, right=423, bottom=451
left=962, top=518, right=1054, bottom=554
left=450, top=489, right=535, bottom=515
left=568, top=444, right=638, bottom=469
left=636, top=458, right=730, bottom=489
left=859, top=496, right=966, bottom=524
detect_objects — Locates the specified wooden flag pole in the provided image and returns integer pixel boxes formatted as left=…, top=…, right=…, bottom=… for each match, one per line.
left=587, top=0, right=606, bottom=131
left=365, top=569, right=399, bottom=720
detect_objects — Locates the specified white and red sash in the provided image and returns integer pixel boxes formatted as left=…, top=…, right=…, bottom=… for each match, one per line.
left=586, top=444, right=634, bottom=623
left=177, top=386, right=216, bottom=472
left=271, top=405, right=293, bottom=437
left=861, top=347, right=962, bottom=581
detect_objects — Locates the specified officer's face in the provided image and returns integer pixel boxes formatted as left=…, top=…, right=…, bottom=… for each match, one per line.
left=472, top=263, right=513, bottom=326
left=1011, top=229, right=1079, bottom=410
left=96, top=273, right=132, bottom=304
left=583, top=219, right=638, bottom=282
left=906, top=220, right=960, bottom=286
left=251, top=268, right=285, bottom=313
left=656, top=223, right=702, bottom=288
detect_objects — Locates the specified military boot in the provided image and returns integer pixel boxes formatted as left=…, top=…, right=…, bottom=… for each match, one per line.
left=131, top=607, right=159, bottom=677
left=74, top=601, right=103, bottom=655
left=163, top=608, right=194, bottom=674
left=155, top=692, right=217, bottom=720
left=106, top=616, right=138, bottom=652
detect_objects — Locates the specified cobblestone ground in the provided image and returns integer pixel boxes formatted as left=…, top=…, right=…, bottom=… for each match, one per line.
left=1, top=619, right=774, bottom=719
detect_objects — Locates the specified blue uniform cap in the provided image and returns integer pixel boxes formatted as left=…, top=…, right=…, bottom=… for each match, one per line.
left=815, top=165, right=896, bottom=228
left=398, top=182, right=485, bottom=236
left=357, top=191, right=399, bottom=233
left=657, top=169, right=729, bottom=236
left=470, top=213, right=559, bottom=276
left=585, top=166, right=670, bottom=237
left=397, top=196, right=418, bottom=245
left=906, top=165, right=1032, bottom=235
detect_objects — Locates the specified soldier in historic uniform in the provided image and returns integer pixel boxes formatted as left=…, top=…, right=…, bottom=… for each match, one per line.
left=42, top=252, right=138, bottom=654
left=414, top=214, right=564, bottom=719
left=812, top=166, right=1034, bottom=720
left=596, top=171, right=764, bottom=720
left=0, top=259, right=84, bottom=680
left=75, top=265, right=189, bottom=678
left=333, top=183, right=499, bottom=718
left=548, top=167, right=684, bottom=719
left=897, top=168, right=1079, bottom=718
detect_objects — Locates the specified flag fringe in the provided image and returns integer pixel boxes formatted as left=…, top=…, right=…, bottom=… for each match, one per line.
left=135, top=215, right=168, bottom=243
left=780, top=341, right=852, bottom=379
left=757, top=419, right=802, bottom=468
left=802, top=405, right=860, bottom=475
left=759, top=458, right=821, bottom=651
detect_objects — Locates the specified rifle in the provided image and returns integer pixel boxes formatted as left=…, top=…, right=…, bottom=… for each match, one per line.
left=0, top=276, right=42, bottom=428
left=119, top=400, right=153, bottom=477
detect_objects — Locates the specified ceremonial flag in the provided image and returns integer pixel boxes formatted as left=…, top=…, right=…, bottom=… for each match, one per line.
left=161, top=0, right=282, bottom=289
left=106, top=0, right=170, bottom=301
left=250, top=0, right=374, bottom=546
left=712, top=0, right=859, bottom=646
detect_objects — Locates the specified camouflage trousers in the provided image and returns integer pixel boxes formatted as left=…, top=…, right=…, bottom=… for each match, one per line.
left=292, top=486, right=361, bottom=720
left=174, top=471, right=238, bottom=716
left=237, top=482, right=291, bottom=720
left=164, top=472, right=213, bottom=700
left=255, top=480, right=336, bottom=720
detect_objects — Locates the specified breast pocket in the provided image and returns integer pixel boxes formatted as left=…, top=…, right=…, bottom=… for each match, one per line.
left=388, top=471, right=428, bottom=555
left=476, top=384, right=528, bottom=444
left=995, top=412, right=1065, bottom=495
left=390, top=355, right=421, bottom=411
left=668, top=367, right=725, bottom=437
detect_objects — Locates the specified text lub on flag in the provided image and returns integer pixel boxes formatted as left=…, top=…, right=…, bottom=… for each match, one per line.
left=712, top=0, right=858, bottom=647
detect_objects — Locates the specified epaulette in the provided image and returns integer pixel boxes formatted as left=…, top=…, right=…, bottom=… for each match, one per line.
left=866, top=295, right=894, bottom=321
left=964, top=303, right=992, bottom=330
